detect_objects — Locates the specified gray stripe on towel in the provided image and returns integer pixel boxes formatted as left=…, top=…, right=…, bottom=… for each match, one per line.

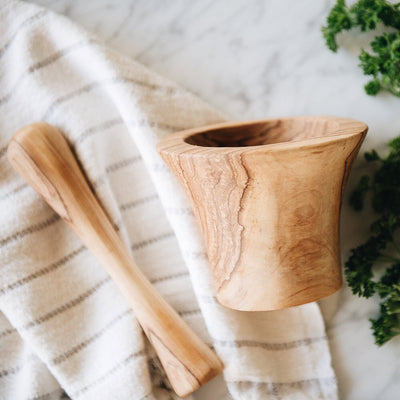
left=150, top=271, right=189, bottom=284
left=131, top=232, right=174, bottom=252
left=42, top=77, right=178, bottom=120
left=0, top=10, right=48, bottom=58
left=0, top=277, right=111, bottom=339
left=0, top=154, right=142, bottom=201
left=230, top=377, right=337, bottom=398
left=27, top=388, right=70, bottom=400
left=0, top=214, right=60, bottom=248
left=0, top=39, right=97, bottom=107
left=23, top=277, right=111, bottom=330
left=119, top=195, right=158, bottom=212
left=0, top=245, right=86, bottom=296
left=52, top=309, right=133, bottom=365
left=105, top=155, right=142, bottom=173
left=71, top=350, right=146, bottom=397
left=213, top=336, right=328, bottom=351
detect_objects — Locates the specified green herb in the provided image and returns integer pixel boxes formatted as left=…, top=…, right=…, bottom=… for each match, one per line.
left=322, top=0, right=400, bottom=97
left=346, top=136, right=400, bottom=345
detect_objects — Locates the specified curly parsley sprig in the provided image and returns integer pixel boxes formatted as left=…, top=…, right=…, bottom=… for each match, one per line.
left=346, top=136, right=400, bottom=345
left=322, top=0, right=400, bottom=97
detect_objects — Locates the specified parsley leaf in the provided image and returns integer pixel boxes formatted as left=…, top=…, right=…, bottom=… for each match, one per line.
left=346, top=136, right=400, bottom=345
left=322, top=0, right=400, bottom=97
left=322, top=0, right=354, bottom=52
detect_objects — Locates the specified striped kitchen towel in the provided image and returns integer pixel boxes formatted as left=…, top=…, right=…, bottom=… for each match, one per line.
left=0, top=1, right=338, bottom=399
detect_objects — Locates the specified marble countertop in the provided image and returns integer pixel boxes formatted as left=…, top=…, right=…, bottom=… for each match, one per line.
left=30, top=1, right=400, bottom=399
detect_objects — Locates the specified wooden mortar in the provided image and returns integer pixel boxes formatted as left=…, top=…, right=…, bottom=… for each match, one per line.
left=157, top=116, right=368, bottom=311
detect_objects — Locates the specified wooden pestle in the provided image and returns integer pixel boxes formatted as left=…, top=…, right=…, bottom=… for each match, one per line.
left=7, top=122, right=223, bottom=398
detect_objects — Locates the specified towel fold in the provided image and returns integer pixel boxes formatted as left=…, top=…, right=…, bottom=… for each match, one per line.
left=0, top=1, right=338, bottom=399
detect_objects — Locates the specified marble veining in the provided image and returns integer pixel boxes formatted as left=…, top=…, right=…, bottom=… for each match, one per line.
left=29, top=1, right=400, bottom=399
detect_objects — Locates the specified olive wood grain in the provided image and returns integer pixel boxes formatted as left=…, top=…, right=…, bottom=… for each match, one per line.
left=157, top=116, right=368, bottom=311
left=7, top=122, right=223, bottom=398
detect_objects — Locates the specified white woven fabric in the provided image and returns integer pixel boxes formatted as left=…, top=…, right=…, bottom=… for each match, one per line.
left=0, top=1, right=338, bottom=399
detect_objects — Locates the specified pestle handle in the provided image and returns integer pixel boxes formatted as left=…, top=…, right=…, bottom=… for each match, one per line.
left=7, top=122, right=222, bottom=398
